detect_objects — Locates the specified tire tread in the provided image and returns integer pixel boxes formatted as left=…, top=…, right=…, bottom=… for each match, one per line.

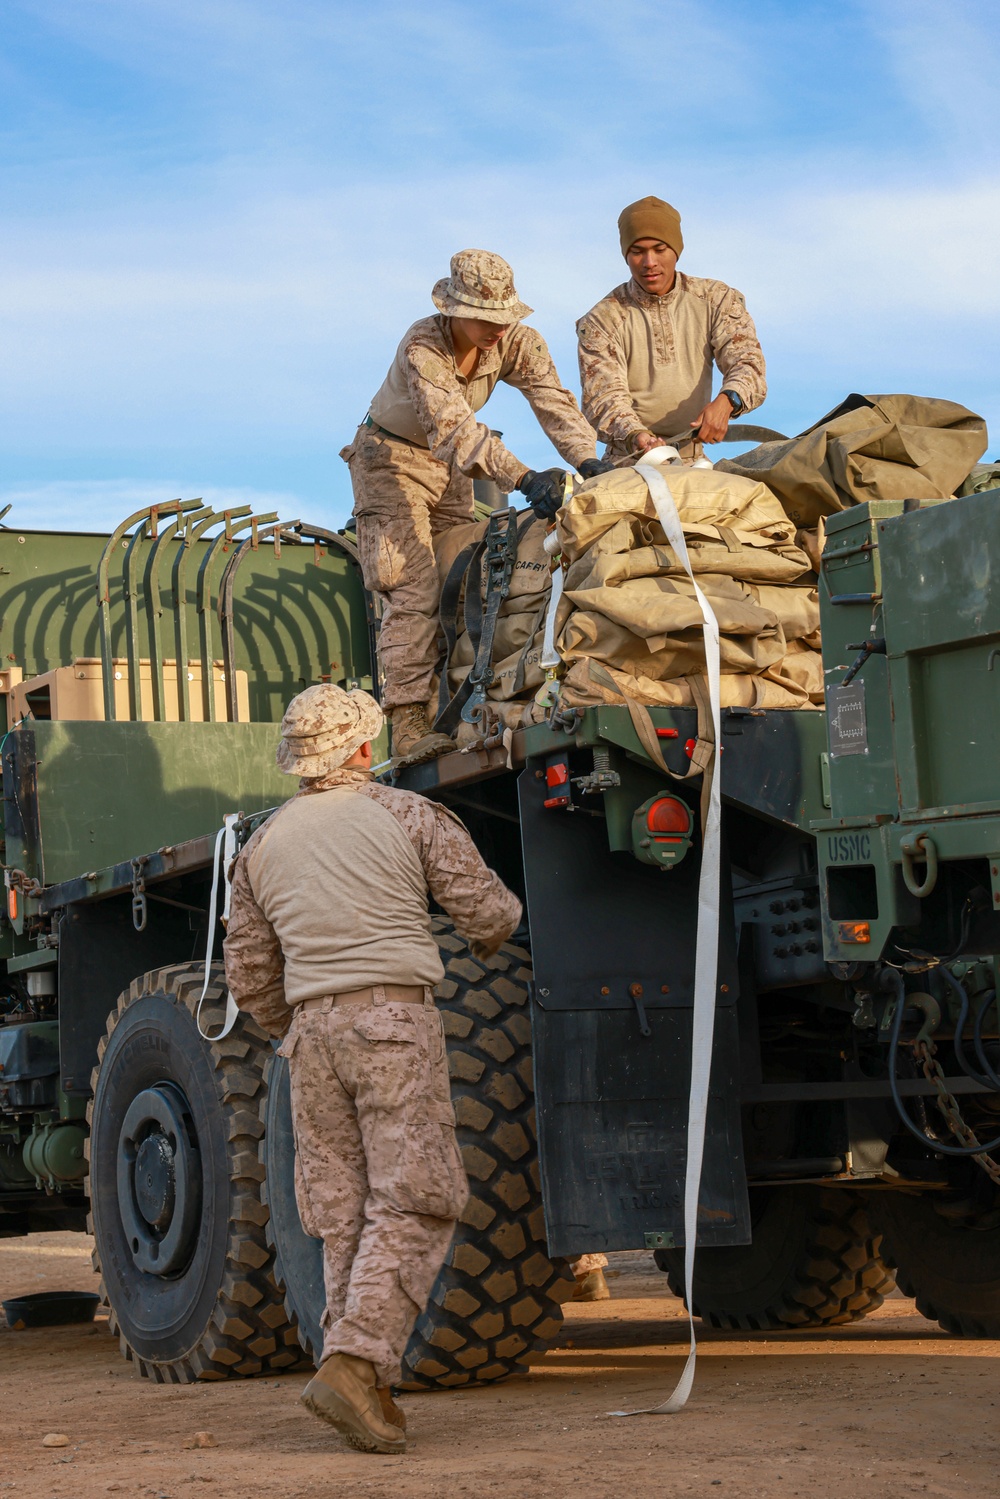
left=263, top=917, right=575, bottom=1389
left=86, top=962, right=306, bottom=1382
left=659, top=1189, right=895, bottom=1331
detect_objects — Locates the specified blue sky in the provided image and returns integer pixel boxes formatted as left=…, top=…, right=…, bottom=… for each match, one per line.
left=2, top=0, right=998, bottom=532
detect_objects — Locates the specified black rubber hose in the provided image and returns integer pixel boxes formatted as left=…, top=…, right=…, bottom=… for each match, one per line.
left=886, top=969, right=1000, bottom=1157
left=940, top=966, right=994, bottom=1089
left=972, top=988, right=1000, bottom=1091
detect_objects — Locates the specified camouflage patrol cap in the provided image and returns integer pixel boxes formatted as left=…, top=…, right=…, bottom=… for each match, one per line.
left=432, top=249, right=533, bottom=325
left=276, top=684, right=383, bottom=777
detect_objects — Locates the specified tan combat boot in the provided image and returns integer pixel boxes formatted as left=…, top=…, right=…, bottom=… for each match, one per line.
left=389, top=704, right=454, bottom=768
left=377, top=1387, right=406, bottom=1432
left=301, top=1352, right=406, bottom=1454
left=572, top=1268, right=611, bottom=1302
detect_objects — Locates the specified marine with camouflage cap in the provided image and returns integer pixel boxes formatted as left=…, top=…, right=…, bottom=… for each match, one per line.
left=223, top=683, right=521, bottom=1455
left=577, top=196, right=767, bottom=461
left=341, top=249, right=608, bottom=768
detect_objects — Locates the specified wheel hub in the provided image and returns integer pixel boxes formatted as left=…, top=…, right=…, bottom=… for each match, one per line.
left=117, top=1082, right=202, bottom=1276
left=134, top=1133, right=175, bottom=1231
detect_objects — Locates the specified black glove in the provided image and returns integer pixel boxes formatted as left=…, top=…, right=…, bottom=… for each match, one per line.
left=517, top=467, right=568, bottom=521
left=578, top=457, right=615, bottom=480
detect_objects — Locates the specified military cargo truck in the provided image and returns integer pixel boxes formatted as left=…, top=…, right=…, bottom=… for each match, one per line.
left=4, top=488, right=1000, bottom=1388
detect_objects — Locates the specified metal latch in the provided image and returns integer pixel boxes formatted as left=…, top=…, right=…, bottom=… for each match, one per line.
left=462, top=508, right=519, bottom=725
left=573, top=745, right=621, bottom=794
left=629, top=982, right=652, bottom=1038
left=131, top=856, right=148, bottom=932
left=841, top=638, right=886, bottom=685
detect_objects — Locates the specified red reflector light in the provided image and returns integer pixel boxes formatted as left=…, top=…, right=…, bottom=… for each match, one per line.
left=646, top=797, right=691, bottom=835
left=6, top=889, right=17, bottom=923
left=543, top=754, right=571, bottom=810
left=655, top=727, right=679, bottom=739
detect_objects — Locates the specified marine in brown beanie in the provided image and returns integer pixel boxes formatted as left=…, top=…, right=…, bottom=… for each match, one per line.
left=576, top=196, right=767, bottom=460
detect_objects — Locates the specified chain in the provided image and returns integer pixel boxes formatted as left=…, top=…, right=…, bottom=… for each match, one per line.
left=914, top=1037, right=1000, bottom=1186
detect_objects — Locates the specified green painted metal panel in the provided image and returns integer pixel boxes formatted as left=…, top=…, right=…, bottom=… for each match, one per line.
left=819, top=504, right=898, bottom=822
left=521, top=703, right=828, bottom=833
left=878, top=492, right=1000, bottom=814
left=878, top=489, right=1000, bottom=654
left=17, top=721, right=295, bottom=885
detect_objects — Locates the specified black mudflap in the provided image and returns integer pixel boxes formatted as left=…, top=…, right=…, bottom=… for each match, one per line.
left=519, top=767, right=750, bottom=1256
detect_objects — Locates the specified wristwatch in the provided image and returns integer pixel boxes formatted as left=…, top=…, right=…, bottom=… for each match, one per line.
left=722, top=390, right=744, bottom=416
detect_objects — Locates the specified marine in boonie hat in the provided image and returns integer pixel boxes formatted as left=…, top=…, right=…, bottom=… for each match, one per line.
left=431, top=249, right=533, bottom=325
left=276, top=683, right=384, bottom=779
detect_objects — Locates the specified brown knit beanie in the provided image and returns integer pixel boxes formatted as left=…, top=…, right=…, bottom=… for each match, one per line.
left=618, top=197, right=683, bottom=258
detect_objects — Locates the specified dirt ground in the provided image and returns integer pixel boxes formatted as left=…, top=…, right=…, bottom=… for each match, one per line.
left=1, top=1234, right=998, bottom=1498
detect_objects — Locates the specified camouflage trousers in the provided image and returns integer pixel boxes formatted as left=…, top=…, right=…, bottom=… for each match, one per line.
left=279, top=990, right=469, bottom=1385
left=342, top=424, right=475, bottom=711
left=569, top=1253, right=609, bottom=1275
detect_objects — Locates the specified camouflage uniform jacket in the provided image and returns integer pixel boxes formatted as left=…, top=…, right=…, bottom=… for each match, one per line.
left=367, top=315, right=598, bottom=492
left=576, top=274, right=767, bottom=451
left=223, top=767, right=522, bottom=1037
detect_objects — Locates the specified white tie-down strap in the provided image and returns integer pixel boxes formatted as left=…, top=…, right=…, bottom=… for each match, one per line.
left=538, top=473, right=576, bottom=670
left=610, top=460, right=723, bottom=1418
left=196, top=812, right=242, bottom=1043
left=539, top=555, right=564, bottom=670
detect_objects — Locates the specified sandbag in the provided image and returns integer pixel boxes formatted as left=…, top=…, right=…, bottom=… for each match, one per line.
left=559, top=607, right=787, bottom=678
left=765, top=639, right=825, bottom=704
left=432, top=465, right=826, bottom=726
left=563, top=536, right=807, bottom=588
left=959, top=463, right=1000, bottom=497
left=715, top=393, right=987, bottom=528
left=557, top=466, right=810, bottom=572
left=449, top=639, right=546, bottom=701
left=450, top=604, right=545, bottom=670
left=560, top=657, right=814, bottom=711
left=435, top=510, right=551, bottom=718
left=435, top=512, right=549, bottom=602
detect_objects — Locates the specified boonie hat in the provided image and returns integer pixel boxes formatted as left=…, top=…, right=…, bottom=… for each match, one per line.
left=276, top=683, right=384, bottom=778
left=432, top=249, right=533, bottom=325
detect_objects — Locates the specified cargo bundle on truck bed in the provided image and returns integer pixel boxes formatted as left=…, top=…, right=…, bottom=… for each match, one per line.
left=4, top=478, right=1000, bottom=1388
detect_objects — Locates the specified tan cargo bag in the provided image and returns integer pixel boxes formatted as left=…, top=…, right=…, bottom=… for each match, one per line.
left=715, top=393, right=987, bottom=528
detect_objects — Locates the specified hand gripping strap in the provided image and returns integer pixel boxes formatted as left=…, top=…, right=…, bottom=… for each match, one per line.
left=196, top=813, right=241, bottom=1043
left=609, top=461, right=723, bottom=1418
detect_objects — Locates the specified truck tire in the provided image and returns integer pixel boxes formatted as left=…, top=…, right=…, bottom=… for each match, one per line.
left=262, top=917, right=576, bottom=1388
left=655, top=1186, right=894, bottom=1330
left=869, top=1190, right=1000, bottom=1337
left=87, top=962, right=304, bottom=1382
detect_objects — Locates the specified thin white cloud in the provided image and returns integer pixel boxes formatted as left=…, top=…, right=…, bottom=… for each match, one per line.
left=3, top=0, right=998, bottom=521
left=2, top=169, right=997, bottom=451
